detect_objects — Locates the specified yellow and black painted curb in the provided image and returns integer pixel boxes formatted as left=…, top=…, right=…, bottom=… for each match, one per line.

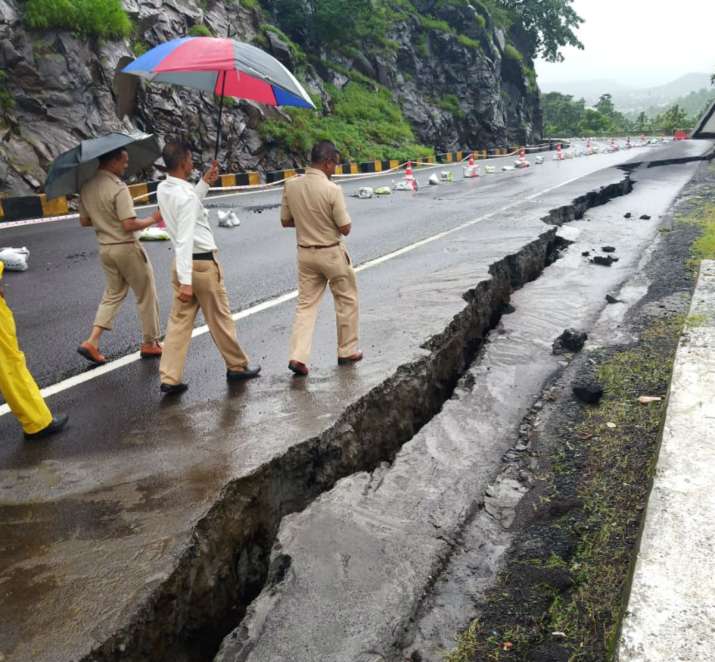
left=0, top=142, right=564, bottom=223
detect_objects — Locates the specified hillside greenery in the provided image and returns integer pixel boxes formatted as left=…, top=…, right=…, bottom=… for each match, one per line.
left=15, top=0, right=580, bottom=159
left=22, top=0, right=131, bottom=39
left=260, top=81, right=433, bottom=162
left=625, top=87, right=715, bottom=123
left=543, top=91, right=707, bottom=136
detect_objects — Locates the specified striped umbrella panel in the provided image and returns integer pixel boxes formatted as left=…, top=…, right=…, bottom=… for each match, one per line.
left=123, top=37, right=314, bottom=109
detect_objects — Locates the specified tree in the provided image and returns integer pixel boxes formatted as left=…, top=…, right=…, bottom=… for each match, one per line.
left=542, top=91, right=585, bottom=135
left=496, top=0, right=584, bottom=62
left=654, top=104, right=690, bottom=133
left=579, top=108, right=611, bottom=134
left=595, top=93, right=616, bottom=119
left=264, top=0, right=377, bottom=49
left=636, top=111, right=650, bottom=133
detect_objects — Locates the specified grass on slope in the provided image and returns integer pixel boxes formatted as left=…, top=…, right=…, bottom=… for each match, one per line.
left=260, top=81, right=433, bottom=163
left=23, top=0, right=132, bottom=39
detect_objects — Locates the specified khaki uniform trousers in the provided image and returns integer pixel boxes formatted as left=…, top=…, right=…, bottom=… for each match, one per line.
left=160, top=257, right=249, bottom=385
left=0, top=296, right=53, bottom=434
left=289, top=243, right=359, bottom=364
left=94, top=242, right=161, bottom=343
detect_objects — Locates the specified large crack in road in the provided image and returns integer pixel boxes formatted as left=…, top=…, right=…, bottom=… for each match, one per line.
left=76, top=174, right=635, bottom=662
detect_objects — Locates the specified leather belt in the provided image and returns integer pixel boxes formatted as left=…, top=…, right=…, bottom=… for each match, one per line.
left=192, top=252, right=215, bottom=260
left=298, top=242, right=340, bottom=249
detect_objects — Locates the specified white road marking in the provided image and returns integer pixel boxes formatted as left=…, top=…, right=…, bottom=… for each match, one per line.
left=0, top=171, right=592, bottom=417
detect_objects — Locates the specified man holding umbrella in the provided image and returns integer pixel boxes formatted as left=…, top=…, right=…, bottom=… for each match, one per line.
left=156, top=141, right=260, bottom=394
left=76, top=147, right=163, bottom=365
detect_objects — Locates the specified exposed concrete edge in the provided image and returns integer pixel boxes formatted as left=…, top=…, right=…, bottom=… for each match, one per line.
left=77, top=173, right=634, bottom=662
left=618, top=260, right=715, bottom=661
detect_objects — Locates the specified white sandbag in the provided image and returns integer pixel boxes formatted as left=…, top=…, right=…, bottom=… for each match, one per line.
left=139, top=227, right=170, bottom=241
left=357, top=187, right=374, bottom=199
left=0, top=246, right=30, bottom=271
left=218, top=210, right=241, bottom=228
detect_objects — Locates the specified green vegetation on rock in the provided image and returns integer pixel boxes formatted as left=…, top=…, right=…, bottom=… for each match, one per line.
left=23, top=0, right=132, bottom=39
left=436, top=94, right=465, bottom=118
left=0, top=71, right=14, bottom=113
left=188, top=23, right=213, bottom=37
left=260, top=81, right=433, bottom=162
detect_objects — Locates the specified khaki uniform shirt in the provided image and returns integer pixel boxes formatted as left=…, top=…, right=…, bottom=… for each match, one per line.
left=79, top=170, right=137, bottom=245
left=281, top=167, right=352, bottom=247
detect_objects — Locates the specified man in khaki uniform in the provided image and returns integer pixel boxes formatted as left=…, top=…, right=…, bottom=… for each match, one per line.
left=156, top=141, right=260, bottom=395
left=281, top=140, right=361, bottom=376
left=78, top=147, right=163, bottom=364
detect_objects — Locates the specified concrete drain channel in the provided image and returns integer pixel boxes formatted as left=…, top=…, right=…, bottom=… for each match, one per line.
left=82, top=177, right=634, bottom=662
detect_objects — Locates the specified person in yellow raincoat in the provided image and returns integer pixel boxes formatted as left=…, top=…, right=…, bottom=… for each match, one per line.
left=0, top=260, right=68, bottom=440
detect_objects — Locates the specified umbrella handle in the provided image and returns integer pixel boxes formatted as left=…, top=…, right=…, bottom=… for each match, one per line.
left=215, top=71, right=227, bottom=161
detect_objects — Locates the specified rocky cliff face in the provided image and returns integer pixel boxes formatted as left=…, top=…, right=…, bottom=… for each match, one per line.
left=0, top=0, right=541, bottom=195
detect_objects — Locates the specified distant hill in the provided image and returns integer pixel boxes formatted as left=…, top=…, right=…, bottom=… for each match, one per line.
left=541, top=73, right=712, bottom=113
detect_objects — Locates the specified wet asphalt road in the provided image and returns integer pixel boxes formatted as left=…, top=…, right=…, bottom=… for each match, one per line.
left=2, top=146, right=657, bottom=390
left=0, top=139, right=711, bottom=662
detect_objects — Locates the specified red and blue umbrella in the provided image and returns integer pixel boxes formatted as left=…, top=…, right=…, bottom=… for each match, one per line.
left=123, top=37, right=315, bottom=157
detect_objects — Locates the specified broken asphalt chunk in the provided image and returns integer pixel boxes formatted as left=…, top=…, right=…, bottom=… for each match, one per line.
left=624, top=212, right=632, bottom=218
left=592, top=255, right=617, bottom=267
left=573, top=379, right=604, bottom=404
left=552, top=328, right=588, bottom=355
left=601, top=246, right=616, bottom=253
left=606, top=294, right=622, bottom=304
left=640, top=214, right=651, bottom=220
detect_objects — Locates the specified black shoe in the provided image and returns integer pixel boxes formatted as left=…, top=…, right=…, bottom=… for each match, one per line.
left=338, top=351, right=364, bottom=365
left=24, top=414, right=69, bottom=441
left=160, top=382, right=189, bottom=395
left=226, top=365, right=261, bottom=381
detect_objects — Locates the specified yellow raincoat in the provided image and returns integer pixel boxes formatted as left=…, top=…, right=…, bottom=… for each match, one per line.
left=0, top=260, right=53, bottom=434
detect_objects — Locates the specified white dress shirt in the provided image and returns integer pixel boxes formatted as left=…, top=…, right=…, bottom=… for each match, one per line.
left=157, top=175, right=218, bottom=286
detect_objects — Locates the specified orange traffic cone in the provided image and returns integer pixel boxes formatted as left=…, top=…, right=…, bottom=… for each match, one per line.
left=463, top=152, right=479, bottom=178
left=404, top=161, right=417, bottom=191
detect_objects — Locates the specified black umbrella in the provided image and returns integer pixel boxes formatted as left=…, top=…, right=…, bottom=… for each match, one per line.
left=44, top=132, right=161, bottom=199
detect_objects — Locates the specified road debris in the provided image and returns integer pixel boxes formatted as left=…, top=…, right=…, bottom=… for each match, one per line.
left=218, top=210, right=241, bottom=228
left=573, top=379, right=604, bottom=404
left=638, top=395, right=662, bottom=404
left=0, top=246, right=30, bottom=271
left=139, top=226, right=170, bottom=240
left=553, top=328, right=588, bottom=354
left=592, top=255, right=618, bottom=266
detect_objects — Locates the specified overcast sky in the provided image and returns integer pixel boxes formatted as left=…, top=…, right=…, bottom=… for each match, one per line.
left=536, top=0, right=715, bottom=87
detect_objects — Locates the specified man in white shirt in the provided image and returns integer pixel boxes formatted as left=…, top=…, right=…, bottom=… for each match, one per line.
left=156, top=141, right=260, bottom=395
